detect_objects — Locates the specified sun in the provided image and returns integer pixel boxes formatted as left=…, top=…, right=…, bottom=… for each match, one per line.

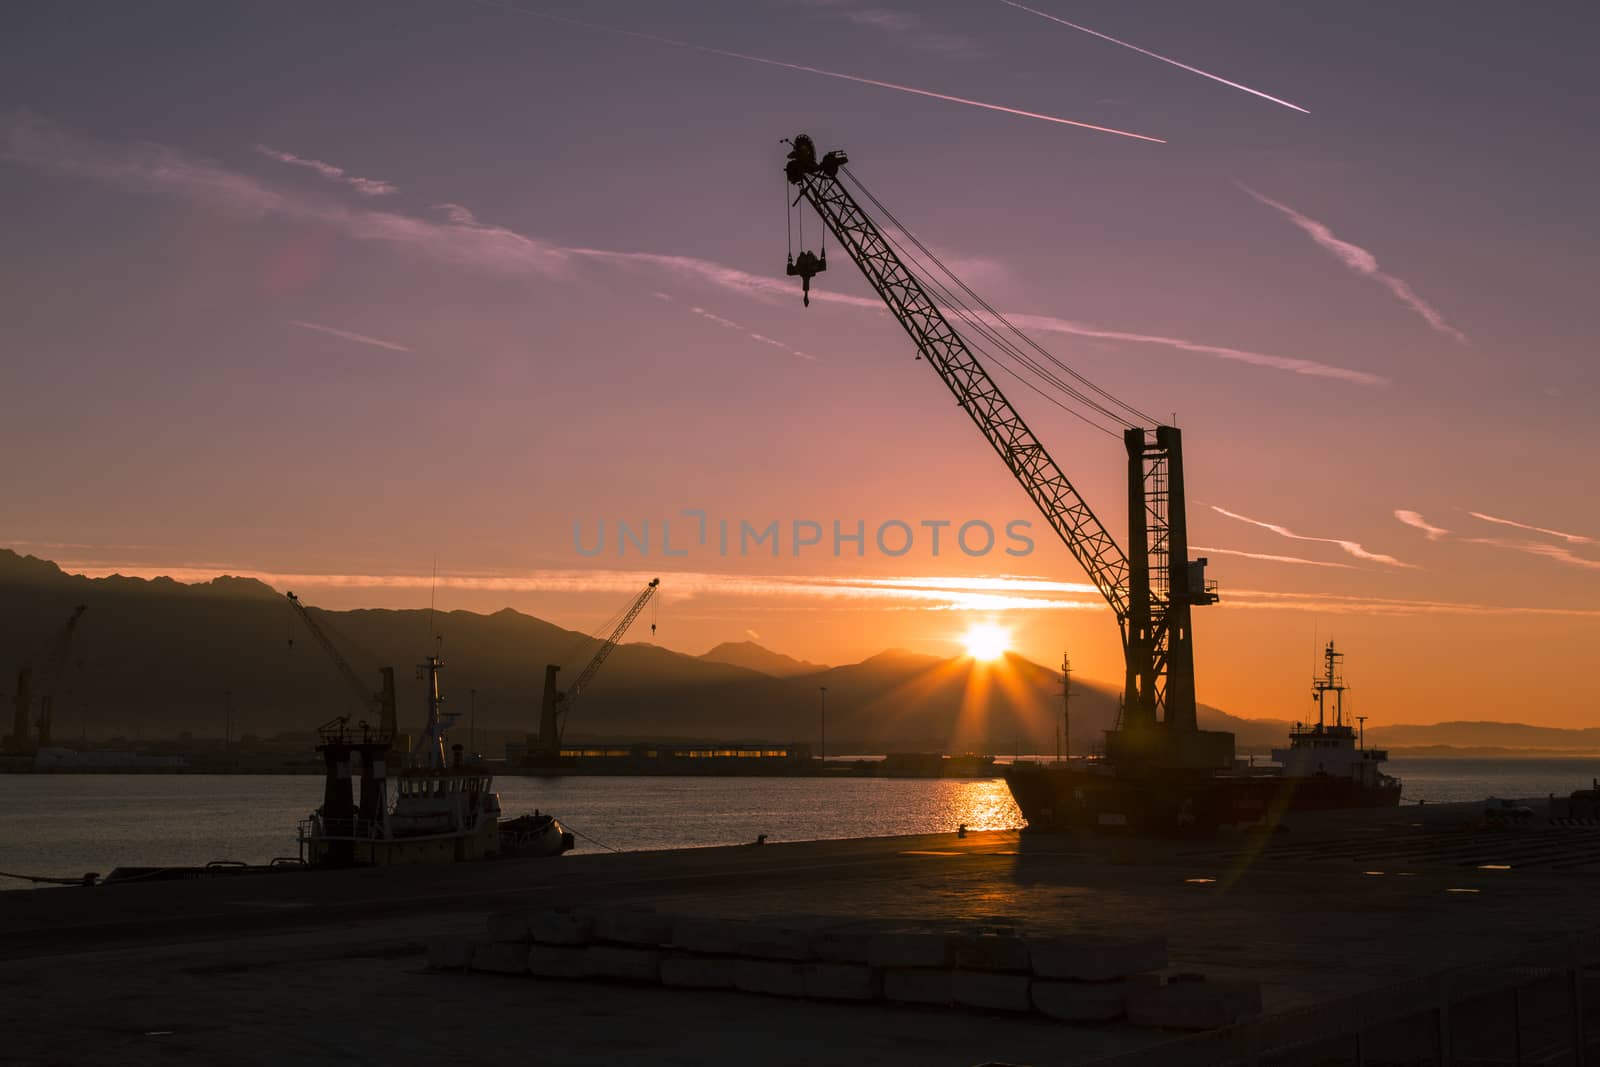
left=961, top=622, right=1010, bottom=662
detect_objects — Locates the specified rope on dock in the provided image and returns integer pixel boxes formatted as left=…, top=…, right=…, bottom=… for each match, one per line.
left=563, top=823, right=621, bottom=853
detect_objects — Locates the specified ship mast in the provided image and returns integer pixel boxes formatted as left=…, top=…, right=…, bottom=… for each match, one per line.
left=1311, top=640, right=1347, bottom=730
left=1061, top=651, right=1072, bottom=762
left=414, top=648, right=452, bottom=770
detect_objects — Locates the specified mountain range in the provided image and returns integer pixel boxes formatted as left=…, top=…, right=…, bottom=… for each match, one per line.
left=2, top=549, right=1594, bottom=755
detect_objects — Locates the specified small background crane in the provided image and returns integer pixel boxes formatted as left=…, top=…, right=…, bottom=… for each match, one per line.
left=286, top=592, right=396, bottom=742
left=6, top=604, right=87, bottom=754
left=533, top=578, right=659, bottom=764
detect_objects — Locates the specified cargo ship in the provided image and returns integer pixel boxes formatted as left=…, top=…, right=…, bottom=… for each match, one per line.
left=1004, top=641, right=1399, bottom=834
left=1260, top=640, right=1400, bottom=810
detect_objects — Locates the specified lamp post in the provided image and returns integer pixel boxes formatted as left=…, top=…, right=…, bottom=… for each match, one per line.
left=818, top=685, right=827, bottom=766
left=470, top=687, right=478, bottom=760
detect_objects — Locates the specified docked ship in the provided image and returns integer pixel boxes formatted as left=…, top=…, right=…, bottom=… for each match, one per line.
left=1261, top=640, right=1401, bottom=810
left=1004, top=641, right=1400, bottom=834
left=300, top=654, right=573, bottom=866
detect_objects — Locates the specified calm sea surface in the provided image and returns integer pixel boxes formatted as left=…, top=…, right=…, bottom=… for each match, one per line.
left=2, top=758, right=1595, bottom=889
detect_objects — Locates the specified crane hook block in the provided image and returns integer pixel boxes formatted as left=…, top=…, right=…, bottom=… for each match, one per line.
left=787, top=249, right=827, bottom=306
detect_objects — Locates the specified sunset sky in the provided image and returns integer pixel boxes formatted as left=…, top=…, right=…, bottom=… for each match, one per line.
left=4, top=2, right=1598, bottom=727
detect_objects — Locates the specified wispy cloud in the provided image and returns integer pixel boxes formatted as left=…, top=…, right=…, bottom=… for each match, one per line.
left=806, top=1, right=976, bottom=54
left=254, top=144, right=397, bottom=197
left=651, top=292, right=815, bottom=361
left=586, top=250, right=1385, bottom=385
left=997, top=0, right=1309, bottom=113
left=6, top=113, right=1379, bottom=386
left=1497, top=543, right=1600, bottom=566
left=1222, top=588, right=1600, bottom=619
left=1237, top=183, right=1468, bottom=345
left=4, top=113, right=567, bottom=278
left=52, top=561, right=1107, bottom=614
left=1469, top=511, right=1596, bottom=546
left=486, top=4, right=1161, bottom=142
left=1211, top=505, right=1415, bottom=567
left=1002, top=310, right=1384, bottom=385
left=52, top=558, right=1600, bottom=620
left=288, top=319, right=412, bottom=353
left=1189, top=544, right=1355, bottom=569
left=745, top=628, right=761, bottom=641
left=1395, top=509, right=1600, bottom=571
left=1394, top=509, right=1450, bottom=540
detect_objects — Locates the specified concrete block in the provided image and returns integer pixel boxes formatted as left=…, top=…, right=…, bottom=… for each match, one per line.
left=810, top=923, right=878, bottom=964
left=591, top=908, right=675, bottom=947
left=883, top=968, right=954, bottom=1006
left=954, top=933, right=1031, bottom=973
left=584, top=945, right=663, bottom=983
left=1029, top=934, right=1168, bottom=982
left=425, top=936, right=474, bottom=971
left=734, top=959, right=809, bottom=997
left=486, top=910, right=531, bottom=943
left=470, top=941, right=529, bottom=975
left=526, top=945, right=590, bottom=979
left=738, top=923, right=814, bottom=961
left=671, top=916, right=747, bottom=956
left=1126, top=977, right=1262, bottom=1031
left=529, top=910, right=593, bottom=946
left=953, top=970, right=1032, bottom=1012
left=803, top=962, right=882, bottom=1002
left=1031, top=980, right=1128, bottom=1022
left=869, top=930, right=954, bottom=969
left=661, top=956, right=738, bottom=990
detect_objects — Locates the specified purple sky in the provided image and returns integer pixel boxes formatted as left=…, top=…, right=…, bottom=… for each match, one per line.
left=3, top=1, right=1599, bottom=724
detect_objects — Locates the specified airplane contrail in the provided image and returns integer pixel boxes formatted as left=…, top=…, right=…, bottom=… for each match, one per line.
left=996, top=0, right=1309, bottom=115
left=475, top=1, right=1165, bottom=143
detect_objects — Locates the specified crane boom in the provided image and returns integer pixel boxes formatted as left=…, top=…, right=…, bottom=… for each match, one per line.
left=286, top=592, right=396, bottom=739
left=569, top=578, right=660, bottom=704
left=534, top=578, right=659, bottom=762
left=784, top=135, right=1225, bottom=765
left=785, top=144, right=1129, bottom=619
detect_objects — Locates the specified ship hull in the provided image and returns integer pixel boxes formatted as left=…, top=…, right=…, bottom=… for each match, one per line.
left=1002, top=763, right=1268, bottom=836
left=1003, top=763, right=1399, bottom=834
left=307, top=817, right=502, bottom=866
left=1251, top=773, right=1402, bottom=812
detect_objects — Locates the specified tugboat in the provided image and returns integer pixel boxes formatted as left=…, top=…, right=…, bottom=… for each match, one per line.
left=300, top=654, right=573, bottom=866
left=1262, top=640, right=1401, bottom=809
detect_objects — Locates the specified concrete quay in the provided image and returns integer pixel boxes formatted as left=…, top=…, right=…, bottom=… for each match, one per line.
left=2, top=801, right=1597, bottom=1065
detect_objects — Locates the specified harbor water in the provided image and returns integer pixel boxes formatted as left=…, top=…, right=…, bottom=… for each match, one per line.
left=2, top=758, right=1595, bottom=889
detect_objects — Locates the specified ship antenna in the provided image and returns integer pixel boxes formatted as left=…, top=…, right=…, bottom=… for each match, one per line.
left=427, top=554, right=438, bottom=640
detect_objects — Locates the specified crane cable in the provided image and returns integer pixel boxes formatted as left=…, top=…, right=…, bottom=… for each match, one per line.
left=873, top=221, right=1127, bottom=438
left=841, top=168, right=1158, bottom=429
left=844, top=194, right=1126, bottom=438
left=848, top=172, right=1143, bottom=430
left=832, top=190, right=1128, bottom=436
left=845, top=166, right=1151, bottom=427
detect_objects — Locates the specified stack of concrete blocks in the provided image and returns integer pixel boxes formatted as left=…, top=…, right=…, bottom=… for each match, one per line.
left=428, top=907, right=1261, bottom=1031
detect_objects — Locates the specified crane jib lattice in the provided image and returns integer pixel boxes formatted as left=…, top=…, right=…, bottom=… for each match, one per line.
left=787, top=149, right=1130, bottom=629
